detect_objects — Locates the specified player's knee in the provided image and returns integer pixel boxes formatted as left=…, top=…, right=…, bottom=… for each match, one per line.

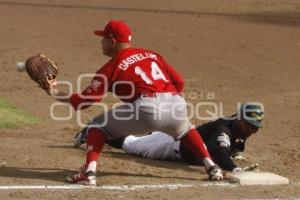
left=123, top=135, right=139, bottom=148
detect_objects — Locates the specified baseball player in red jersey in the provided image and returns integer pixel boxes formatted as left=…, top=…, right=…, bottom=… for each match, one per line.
left=46, top=20, right=223, bottom=185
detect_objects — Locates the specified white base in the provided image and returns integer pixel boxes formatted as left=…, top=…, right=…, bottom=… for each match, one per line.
left=228, top=172, right=289, bottom=185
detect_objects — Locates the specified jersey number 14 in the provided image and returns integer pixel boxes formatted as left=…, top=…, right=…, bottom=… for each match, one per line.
left=134, top=62, right=169, bottom=85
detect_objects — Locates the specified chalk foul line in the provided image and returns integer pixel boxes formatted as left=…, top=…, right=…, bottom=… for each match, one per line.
left=0, top=182, right=238, bottom=190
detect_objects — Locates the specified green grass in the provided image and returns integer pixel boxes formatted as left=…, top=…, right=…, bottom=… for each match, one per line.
left=0, top=99, right=38, bottom=129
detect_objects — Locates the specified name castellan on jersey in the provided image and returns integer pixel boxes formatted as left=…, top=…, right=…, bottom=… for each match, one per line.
left=118, top=52, right=157, bottom=70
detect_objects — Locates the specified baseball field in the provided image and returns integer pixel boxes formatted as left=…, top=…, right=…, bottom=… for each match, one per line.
left=0, top=0, right=299, bottom=199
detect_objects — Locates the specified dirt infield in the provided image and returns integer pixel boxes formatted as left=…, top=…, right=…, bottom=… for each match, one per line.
left=0, top=0, right=299, bottom=199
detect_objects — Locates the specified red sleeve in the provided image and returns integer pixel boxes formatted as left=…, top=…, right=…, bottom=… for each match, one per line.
left=158, top=55, right=184, bottom=93
left=70, top=67, right=111, bottom=110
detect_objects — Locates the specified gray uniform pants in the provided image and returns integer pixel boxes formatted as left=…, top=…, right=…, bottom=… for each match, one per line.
left=88, top=93, right=194, bottom=140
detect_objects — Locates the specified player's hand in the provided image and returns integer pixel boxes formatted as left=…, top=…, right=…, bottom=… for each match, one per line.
left=231, top=155, right=247, bottom=162
left=243, top=163, right=259, bottom=171
left=45, top=77, right=59, bottom=96
left=232, top=167, right=243, bottom=174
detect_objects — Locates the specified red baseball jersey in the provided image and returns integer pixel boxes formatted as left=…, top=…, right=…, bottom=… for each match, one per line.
left=70, top=48, right=184, bottom=110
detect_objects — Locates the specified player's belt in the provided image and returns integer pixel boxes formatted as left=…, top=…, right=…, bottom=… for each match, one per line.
left=140, top=92, right=177, bottom=98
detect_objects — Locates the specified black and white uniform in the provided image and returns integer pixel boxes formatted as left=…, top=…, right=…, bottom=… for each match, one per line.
left=109, top=118, right=246, bottom=171
left=180, top=118, right=245, bottom=170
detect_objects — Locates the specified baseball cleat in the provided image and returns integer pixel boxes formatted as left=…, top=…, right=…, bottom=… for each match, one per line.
left=73, top=127, right=88, bottom=147
left=67, top=171, right=96, bottom=186
left=207, top=165, right=223, bottom=181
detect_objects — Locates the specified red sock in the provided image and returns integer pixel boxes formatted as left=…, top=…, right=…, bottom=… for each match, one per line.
left=85, top=128, right=106, bottom=166
left=180, top=129, right=211, bottom=159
